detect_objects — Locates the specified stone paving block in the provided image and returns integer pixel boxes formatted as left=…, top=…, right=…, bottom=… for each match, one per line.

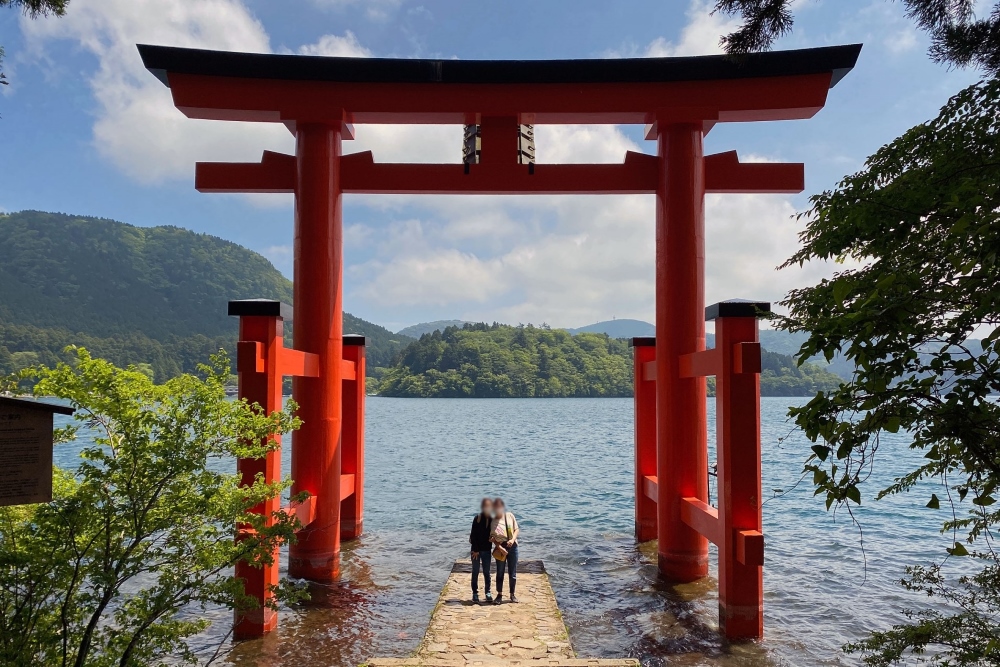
left=370, top=560, right=636, bottom=667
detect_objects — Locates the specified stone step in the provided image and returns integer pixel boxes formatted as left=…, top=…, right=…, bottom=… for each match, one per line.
left=368, top=560, right=636, bottom=667
left=368, top=660, right=638, bottom=667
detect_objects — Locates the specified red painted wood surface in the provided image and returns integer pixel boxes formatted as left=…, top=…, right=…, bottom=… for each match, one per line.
left=633, top=342, right=657, bottom=542
left=655, top=123, right=709, bottom=582
left=166, top=71, right=835, bottom=125
left=195, top=149, right=803, bottom=196
left=715, top=317, right=764, bottom=640
left=233, top=315, right=284, bottom=640
left=289, top=123, right=346, bottom=582
left=232, top=302, right=367, bottom=638
left=341, top=342, right=366, bottom=540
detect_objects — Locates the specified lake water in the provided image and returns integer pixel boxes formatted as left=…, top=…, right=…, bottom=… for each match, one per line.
left=54, top=397, right=955, bottom=666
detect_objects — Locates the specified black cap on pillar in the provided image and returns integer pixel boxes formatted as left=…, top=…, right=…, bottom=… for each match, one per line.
left=705, top=299, right=771, bottom=321
left=228, top=299, right=294, bottom=321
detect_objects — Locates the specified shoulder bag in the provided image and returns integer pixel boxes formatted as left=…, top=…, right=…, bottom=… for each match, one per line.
left=492, top=514, right=510, bottom=562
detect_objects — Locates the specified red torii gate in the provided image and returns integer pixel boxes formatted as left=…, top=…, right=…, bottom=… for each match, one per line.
left=139, top=43, right=860, bottom=641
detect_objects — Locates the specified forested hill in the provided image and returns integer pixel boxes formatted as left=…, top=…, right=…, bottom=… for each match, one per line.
left=379, top=323, right=633, bottom=398
left=378, top=323, right=845, bottom=398
left=0, top=211, right=411, bottom=379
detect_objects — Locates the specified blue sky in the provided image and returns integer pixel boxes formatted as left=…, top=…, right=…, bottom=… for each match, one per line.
left=0, top=0, right=982, bottom=331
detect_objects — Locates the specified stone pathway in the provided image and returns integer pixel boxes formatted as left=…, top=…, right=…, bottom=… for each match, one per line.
left=368, top=560, right=637, bottom=667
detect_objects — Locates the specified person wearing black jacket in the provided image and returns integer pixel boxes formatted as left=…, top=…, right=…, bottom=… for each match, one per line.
left=469, top=498, right=495, bottom=603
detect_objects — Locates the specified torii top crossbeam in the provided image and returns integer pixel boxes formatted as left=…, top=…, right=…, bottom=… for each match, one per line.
left=140, top=44, right=859, bottom=125
left=138, top=44, right=860, bottom=196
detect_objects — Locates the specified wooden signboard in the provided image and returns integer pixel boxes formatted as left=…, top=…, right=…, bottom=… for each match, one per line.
left=0, top=396, right=74, bottom=506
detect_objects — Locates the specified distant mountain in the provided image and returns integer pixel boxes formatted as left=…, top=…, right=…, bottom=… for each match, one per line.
left=397, top=320, right=472, bottom=338
left=567, top=319, right=655, bottom=339
left=0, top=211, right=410, bottom=379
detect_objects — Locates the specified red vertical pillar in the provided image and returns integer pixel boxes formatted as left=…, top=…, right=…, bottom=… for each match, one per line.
left=341, top=335, right=366, bottom=540
left=232, top=307, right=285, bottom=638
left=715, top=307, right=765, bottom=640
left=289, top=122, right=344, bottom=581
left=632, top=337, right=657, bottom=542
left=655, top=123, right=709, bottom=581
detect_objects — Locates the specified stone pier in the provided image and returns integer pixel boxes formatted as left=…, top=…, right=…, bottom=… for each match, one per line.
left=368, top=560, right=637, bottom=667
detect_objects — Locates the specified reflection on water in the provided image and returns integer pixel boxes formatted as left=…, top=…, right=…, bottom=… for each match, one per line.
left=54, top=397, right=953, bottom=666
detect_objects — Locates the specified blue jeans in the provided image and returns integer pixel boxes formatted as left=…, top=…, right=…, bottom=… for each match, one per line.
left=472, top=550, right=492, bottom=596
left=496, top=544, right=518, bottom=596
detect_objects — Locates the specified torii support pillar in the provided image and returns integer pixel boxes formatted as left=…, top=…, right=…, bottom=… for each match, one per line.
left=655, top=123, right=709, bottom=582
left=341, top=334, right=366, bottom=540
left=709, top=301, right=766, bottom=640
left=289, top=122, right=346, bottom=582
left=231, top=300, right=287, bottom=639
left=633, top=300, right=767, bottom=641
left=229, top=300, right=367, bottom=638
left=632, top=336, right=657, bottom=543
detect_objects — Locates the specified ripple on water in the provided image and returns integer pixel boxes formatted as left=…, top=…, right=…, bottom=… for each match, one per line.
left=51, top=397, right=959, bottom=666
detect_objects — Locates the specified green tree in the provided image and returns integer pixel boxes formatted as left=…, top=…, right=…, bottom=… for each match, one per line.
left=1, top=1, right=70, bottom=88
left=0, top=211, right=412, bottom=378
left=714, top=0, right=1000, bottom=72
left=711, top=3, right=1000, bottom=664
left=776, top=77, right=1000, bottom=665
left=377, top=323, right=837, bottom=398
left=0, top=348, right=302, bottom=666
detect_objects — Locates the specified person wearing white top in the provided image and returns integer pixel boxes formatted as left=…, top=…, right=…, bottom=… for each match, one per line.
left=490, top=497, right=519, bottom=604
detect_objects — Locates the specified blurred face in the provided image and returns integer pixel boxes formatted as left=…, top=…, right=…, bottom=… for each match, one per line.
left=481, top=500, right=493, bottom=516
left=494, top=500, right=505, bottom=516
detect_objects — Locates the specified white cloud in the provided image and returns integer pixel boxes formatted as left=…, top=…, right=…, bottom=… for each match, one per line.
left=845, top=0, right=922, bottom=56
left=21, top=0, right=292, bottom=184
left=349, top=124, right=464, bottom=164
left=298, top=31, right=372, bottom=57
left=309, top=0, right=402, bottom=21
left=644, top=10, right=735, bottom=57
left=534, top=124, right=640, bottom=164
left=22, top=0, right=452, bottom=184
left=352, top=224, right=509, bottom=306
left=609, top=0, right=739, bottom=58
left=344, top=185, right=809, bottom=328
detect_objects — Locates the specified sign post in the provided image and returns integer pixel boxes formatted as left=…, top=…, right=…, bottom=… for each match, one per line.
left=0, top=396, right=74, bottom=507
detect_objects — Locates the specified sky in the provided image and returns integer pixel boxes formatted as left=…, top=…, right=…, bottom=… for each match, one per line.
left=0, top=0, right=984, bottom=332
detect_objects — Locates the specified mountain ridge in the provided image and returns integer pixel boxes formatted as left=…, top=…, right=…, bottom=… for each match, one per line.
left=0, top=211, right=412, bottom=379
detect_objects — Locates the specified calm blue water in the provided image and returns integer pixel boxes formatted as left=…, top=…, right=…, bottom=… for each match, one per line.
left=53, top=398, right=955, bottom=666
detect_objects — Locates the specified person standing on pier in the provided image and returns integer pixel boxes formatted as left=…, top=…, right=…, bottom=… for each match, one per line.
left=469, top=498, right=495, bottom=604
left=491, top=498, right=520, bottom=604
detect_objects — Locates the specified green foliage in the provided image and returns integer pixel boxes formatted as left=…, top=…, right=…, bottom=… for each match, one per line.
left=379, top=323, right=633, bottom=398
left=0, top=348, right=302, bottom=666
left=715, top=0, right=1000, bottom=73
left=779, top=79, right=1000, bottom=664
left=341, top=313, right=414, bottom=368
left=377, top=323, right=840, bottom=398
left=759, top=349, right=842, bottom=396
left=845, top=560, right=1000, bottom=666
left=0, top=321, right=234, bottom=384
left=0, top=211, right=292, bottom=341
left=1, top=1, right=69, bottom=90
left=0, top=211, right=411, bottom=376
left=0, top=0, right=69, bottom=17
